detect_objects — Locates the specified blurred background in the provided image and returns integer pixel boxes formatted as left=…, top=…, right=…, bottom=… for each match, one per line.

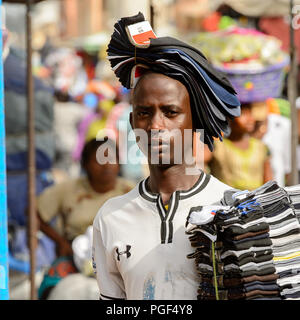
left=2, top=0, right=300, bottom=300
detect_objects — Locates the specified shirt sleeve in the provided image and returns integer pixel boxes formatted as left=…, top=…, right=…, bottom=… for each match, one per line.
left=92, top=219, right=126, bottom=300
left=36, top=182, right=66, bottom=223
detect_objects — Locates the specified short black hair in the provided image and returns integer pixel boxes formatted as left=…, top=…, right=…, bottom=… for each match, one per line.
left=80, top=138, right=119, bottom=168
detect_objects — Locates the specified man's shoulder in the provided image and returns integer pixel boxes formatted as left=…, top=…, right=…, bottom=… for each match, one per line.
left=200, top=173, right=232, bottom=203
left=207, top=174, right=231, bottom=191
left=206, top=174, right=241, bottom=204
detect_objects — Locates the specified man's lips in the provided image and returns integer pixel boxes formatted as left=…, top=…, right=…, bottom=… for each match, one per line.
left=148, top=138, right=170, bottom=145
left=148, top=140, right=169, bottom=148
left=147, top=141, right=170, bottom=154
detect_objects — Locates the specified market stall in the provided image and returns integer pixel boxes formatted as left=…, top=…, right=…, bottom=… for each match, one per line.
left=208, top=0, right=299, bottom=185
left=189, top=2, right=298, bottom=186
left=209, top=0, right=300, bottom=17
left=190, top=27, right=290, bottom=103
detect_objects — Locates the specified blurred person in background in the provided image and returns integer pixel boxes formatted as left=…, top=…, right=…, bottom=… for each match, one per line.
left=72, top=80, right=117, bottom=163
left=250, top=101, right=269, bottom=140
left=206, top=103, right=273, bottom=190
left=84, top=84, right=116, bottom=143
left=37, top=138, right=135, bottom=299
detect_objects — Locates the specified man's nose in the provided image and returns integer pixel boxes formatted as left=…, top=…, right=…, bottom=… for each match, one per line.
left=149, top=112, right=165, bottom=131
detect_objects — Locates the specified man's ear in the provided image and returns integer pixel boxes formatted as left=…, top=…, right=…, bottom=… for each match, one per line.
left=129, top=111, right=133, bottom=130
left=129, top=88, right=135, bottom=130
left=129, top=89, right=134, bottom=105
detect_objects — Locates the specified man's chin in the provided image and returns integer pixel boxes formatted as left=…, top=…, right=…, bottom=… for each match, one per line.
left=147, top=152, right=175, bottom=167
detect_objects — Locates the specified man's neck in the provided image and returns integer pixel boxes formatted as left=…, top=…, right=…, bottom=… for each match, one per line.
left=147, top=164, right=201, bottom=205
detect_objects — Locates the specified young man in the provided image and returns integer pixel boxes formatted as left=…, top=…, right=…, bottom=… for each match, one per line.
left=92, top=13, right=241, bottom=300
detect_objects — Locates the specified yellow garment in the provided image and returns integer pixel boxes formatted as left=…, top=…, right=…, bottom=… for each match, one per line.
left=209, top=137, right=269, bottom=191
left=85, top=118, right=107, bottom=142
left=37, top=176, right=135, bottom=241
left=85, top=100, right=115, bottom=142
left=100, top=99, right=115, bottom=114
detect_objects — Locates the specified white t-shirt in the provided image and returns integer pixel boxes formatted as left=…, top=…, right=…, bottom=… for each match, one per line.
left=92, top=172, right=230, bottom=300
left=263, top=113, right=291, bottom=187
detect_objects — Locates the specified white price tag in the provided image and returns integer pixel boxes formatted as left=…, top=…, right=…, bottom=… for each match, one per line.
left=126, top=20, right=156, bottom=48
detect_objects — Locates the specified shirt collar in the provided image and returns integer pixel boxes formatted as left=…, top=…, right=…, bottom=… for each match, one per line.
left=138, top=171, right=211, bottom=203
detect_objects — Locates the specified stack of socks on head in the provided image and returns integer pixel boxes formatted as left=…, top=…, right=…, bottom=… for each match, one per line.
left=187, top=181, right=300, bottom=300
left=107, top=12, right=240, bottom=151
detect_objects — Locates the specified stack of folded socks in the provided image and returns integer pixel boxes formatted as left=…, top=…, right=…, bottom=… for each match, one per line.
left=276, top=184, right=300, bottom=300
left=237, top=182, right=300, bottom=300
left=186, top=198, right=280, bottom=300
left=187, top=181, right=300, bottom=300
left=285, top=185, right=300, bottom=223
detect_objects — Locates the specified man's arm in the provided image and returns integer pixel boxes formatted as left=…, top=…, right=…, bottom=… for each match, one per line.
left=92, top=221, right=126, bottom=300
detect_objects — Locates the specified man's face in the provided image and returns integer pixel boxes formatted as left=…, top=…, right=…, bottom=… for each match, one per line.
left=130, top=72, right=194, bottom=166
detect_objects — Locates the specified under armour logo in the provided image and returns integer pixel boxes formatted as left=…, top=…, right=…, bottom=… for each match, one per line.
left=116, top=245, right=131, bottom=261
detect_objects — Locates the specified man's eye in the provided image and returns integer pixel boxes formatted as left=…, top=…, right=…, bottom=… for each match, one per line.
left=165, top=110, right=178, bottom=117
left=137, top=111, right=150, bottom=117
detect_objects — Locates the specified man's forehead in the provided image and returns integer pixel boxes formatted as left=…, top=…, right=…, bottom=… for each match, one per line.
left=132, top=72, right=189, bottom=102
left=136, top=72, right=179, bottom=87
